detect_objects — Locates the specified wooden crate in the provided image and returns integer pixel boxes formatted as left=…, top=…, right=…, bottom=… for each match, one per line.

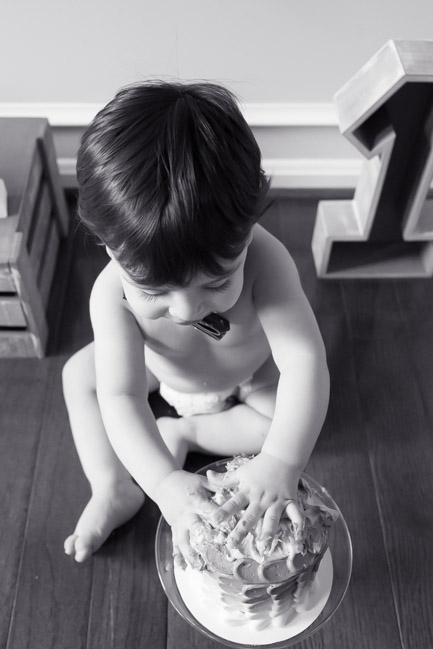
left=0, top=118, right=69, bottom=357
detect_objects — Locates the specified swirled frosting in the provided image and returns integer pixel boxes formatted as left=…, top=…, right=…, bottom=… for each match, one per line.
left=175, top=457, right=339, bottom=632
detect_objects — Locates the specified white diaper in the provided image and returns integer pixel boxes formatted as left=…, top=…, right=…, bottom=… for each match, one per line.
left=159, top=382, right=238, bottom=417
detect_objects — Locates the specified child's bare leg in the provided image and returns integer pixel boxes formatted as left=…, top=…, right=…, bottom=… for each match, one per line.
left=62, top=342, right=152, bottom=562
left=157, top=384, right=277, bottom=462
left=157, top=355, right=278, bottom=462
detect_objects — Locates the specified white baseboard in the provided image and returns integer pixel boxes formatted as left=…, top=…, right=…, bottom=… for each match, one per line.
left=58, top=156, right=362, bottom=190
left=265, top=158, right=360, bottom=189
left=241, top=102, right=338, bottom=126
left=0, top=101, right=338, bottom=127
left=0, top=101, right=361, bottom=190
left=0, top=103, right=104, bottom=126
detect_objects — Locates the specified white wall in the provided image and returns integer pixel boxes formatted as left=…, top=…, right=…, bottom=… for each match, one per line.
left=1, top=0, right=432, bottom=103
left=1, top=0, right=433, bottom=188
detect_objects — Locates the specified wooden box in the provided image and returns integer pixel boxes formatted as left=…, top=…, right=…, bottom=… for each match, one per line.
left=312, top=40, right=433, bottom=278
left=0, top=118, right=69, bottom=357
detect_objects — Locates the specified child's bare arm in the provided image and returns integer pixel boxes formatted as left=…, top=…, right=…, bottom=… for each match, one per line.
left=89, top=264, right=213, bottom=564
left=258, top=235, right=329, bottom=467
left=209, top=229, right=330, bottom=545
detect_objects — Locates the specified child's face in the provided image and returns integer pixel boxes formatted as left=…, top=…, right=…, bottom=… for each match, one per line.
left=114, top=245, right=249, bottom=324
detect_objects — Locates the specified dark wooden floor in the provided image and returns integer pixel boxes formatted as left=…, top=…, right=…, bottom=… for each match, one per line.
left=1, top=193, right=433, bottom=649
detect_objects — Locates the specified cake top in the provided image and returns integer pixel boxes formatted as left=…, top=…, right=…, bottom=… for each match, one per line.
left=189, top=456, right=339, bottom=584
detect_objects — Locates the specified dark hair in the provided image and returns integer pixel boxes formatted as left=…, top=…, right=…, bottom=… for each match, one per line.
left=77, top=80, right=270, bottom=286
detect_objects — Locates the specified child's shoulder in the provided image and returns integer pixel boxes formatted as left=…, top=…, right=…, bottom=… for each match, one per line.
left=247, top=224, right=297, bottom=275
left=91, top=260, right=122, bottom=298
left=89, top=261, right=141, bottom=339
left=89, top=260, right=124, bottom=318
left=250, top=223, right=293, bottom=256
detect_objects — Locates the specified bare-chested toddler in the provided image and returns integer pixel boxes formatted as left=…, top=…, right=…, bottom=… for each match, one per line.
left=62, top=81, right=330, bottom=566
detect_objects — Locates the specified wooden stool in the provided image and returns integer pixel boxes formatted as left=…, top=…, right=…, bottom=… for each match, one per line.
left=0, top=118, right=69, bottom=357
left=313, top=40, right=433, bottom=278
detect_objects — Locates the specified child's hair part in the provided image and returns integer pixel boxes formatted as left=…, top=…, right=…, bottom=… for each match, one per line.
left=77, top=80, right=270, bottom=287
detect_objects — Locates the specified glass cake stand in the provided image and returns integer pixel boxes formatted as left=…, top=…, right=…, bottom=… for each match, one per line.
left=155, top=458, right=352, bottom=648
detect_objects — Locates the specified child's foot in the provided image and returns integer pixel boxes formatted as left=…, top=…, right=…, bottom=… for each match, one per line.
left=64, top=479, right=145, bottom=562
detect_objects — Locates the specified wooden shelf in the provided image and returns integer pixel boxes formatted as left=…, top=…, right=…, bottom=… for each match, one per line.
left=0, top=118, right=69, bottom=357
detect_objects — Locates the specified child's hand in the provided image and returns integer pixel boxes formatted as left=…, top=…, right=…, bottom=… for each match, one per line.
left=156, top=469, right=217, bottom=568
left=206, top=453, right=304, bottom=549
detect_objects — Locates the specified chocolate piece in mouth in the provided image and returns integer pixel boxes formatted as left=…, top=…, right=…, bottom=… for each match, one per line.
left=192, top=312, right=230, bottom=340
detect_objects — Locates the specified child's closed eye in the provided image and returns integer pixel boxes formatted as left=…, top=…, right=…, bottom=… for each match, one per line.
left=139, top=291, right=164, bottom=302
left=207, top=278, right=233, bottom=293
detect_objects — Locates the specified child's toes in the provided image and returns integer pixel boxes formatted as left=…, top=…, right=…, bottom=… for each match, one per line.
left=73, top=534, right=94, bottom=563
left=64, top=534, right=78, bottom=556
left=64, top=533, right=93, bottom=562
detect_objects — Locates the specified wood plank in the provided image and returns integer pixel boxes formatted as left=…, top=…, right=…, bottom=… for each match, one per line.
left=288, top=200, right=432, bottom=646
left=301, top=309, right=402, bottom=649
left=37, top=125, right=69, bottom=237
left=0, top=330, right=40, bottom=357
left=342, top=280, right=433, bottom=648
left=280, top=200, right=402, bottom=649
left=12, top=240, right=47, bottom=357
left=44, top=191, right=80, bottom=356
left=86, top=500, right=168, bottom=649
left=38, top=217, right=60, bottom=308
left=0, top=359, right=50, bottom=649
left=167, top=606, right=224, bottom=649
left=0, top=216, right=19, bottom=265
left=5, top=220, right=95, bottom=648
left=394, top=277, right=433, bottom=423
left=0, top=295, right=27, bottom=327
left=5, top=353, right=95, bottom=649
left=0, top=269, right=15, bottom=293
left=27, top=180, right=52, bottom=276
left=15, top=145, right=44, bottom=248
left=0, top=216, right=18, bottom=301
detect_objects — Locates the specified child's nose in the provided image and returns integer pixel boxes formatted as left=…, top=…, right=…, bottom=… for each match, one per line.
left=168, top=291, right=204, bottom=322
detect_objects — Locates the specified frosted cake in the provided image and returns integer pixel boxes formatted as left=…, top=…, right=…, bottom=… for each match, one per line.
left=174, top=457, right=339, bottom=637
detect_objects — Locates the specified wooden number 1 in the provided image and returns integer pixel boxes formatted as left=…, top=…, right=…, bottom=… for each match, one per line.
left=312, top=40, right=433, bottom=278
